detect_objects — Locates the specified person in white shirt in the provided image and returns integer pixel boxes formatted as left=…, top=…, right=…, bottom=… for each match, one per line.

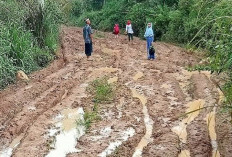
left=126, top=20, right=134, bottom=42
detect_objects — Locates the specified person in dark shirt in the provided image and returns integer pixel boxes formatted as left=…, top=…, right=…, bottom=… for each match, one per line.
left=83, top=18, right=93, bottom=60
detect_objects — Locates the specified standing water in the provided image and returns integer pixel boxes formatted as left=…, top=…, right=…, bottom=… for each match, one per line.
left=46, top=107, right=85, bottom=157
left=0, top=133, right=24, bottom=157
left=131, top=89, right=154, bottom=157
left=172, top=99, right=205, bottom=143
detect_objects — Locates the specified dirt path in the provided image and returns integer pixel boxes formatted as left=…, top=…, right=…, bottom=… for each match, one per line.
left=0, top=27, right=231, bottom=157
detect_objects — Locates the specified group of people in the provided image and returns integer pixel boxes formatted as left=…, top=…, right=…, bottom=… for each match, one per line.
left=83, top=19, right=155, bottom=61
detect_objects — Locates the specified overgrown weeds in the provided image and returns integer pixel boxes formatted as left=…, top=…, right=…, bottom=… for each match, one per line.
left=78, top=78, right=116, bottom=130
left=95, top=31, right=105, bottom=39
left=77, top=104, right=101, bottom=131
left=88, top=77, right=115, bottom=103
left=0, top=0, right=64, bottom=89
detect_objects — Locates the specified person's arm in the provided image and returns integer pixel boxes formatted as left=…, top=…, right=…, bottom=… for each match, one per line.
left=90, top=34, right=93, bottom=42
left=126, top=25, right=128, bottom=33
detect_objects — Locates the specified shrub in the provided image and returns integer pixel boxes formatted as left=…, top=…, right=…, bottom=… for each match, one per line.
left=0, top=0, right=64, bottom=89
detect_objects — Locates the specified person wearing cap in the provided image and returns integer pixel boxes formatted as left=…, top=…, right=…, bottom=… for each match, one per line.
left=83, top=18, right=93, bottom=60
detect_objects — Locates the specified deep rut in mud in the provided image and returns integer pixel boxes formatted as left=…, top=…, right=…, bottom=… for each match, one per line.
left=0, top=27, right=231, bottom=157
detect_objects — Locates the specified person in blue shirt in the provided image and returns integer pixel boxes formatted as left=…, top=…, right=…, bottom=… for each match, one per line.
left=83, top=18, right=93, bottom=60
left=144, top=23, right=154, bottom=60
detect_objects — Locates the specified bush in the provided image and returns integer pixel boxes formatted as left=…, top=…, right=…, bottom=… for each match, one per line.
left=0, top=0, right=64, bottom=89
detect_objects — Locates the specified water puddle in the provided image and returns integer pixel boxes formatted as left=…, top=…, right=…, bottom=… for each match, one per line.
left=206, top=107, right=220, bottom=157
left=131, top=89, right=154, bottom=157
left=0, top=133, right=24, bottom=157
left=178, top=150, right=190, bottom=157
left=133, top=72, right=144, bottom=81
left=46, top=107, right=85, bottom=157
left=98, top=127, right=135, bottom=157
left=116, top=97, right=124, bottom=119
left=28, top=106, right=36, bottom=111
left=108, top=77, right=118, bottom=84
left=90, top=127, right=112, bottom=141
left=172, top=99, right=205, bottom=143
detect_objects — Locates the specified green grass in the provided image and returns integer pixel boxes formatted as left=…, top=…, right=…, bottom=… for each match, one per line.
left=88, top=78, right=115, bottom=103
left=76, top=104, right=101, bottom=130
left=95, top=31, right=105, bottom=39
left=0, top=0, right=64, bottom=89
left=77, top=78, right=116, bottom=130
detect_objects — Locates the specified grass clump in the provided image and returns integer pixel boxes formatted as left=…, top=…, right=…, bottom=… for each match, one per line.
left=78, top=78, right=116, bottom=130
left=77, top=104, right=101, bottom=130
left=95, top=31, right=105, bottom=39
left=88, top=78, right=115, bottom=103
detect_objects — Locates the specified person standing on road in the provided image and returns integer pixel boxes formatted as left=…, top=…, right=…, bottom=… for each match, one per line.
left=126, top=20, right=134, bottom=42
left=83, top=18, right=93, bottom=60
left=144, top=22, right=154, bottom=60
left=113, top=24, right=120, bottom=38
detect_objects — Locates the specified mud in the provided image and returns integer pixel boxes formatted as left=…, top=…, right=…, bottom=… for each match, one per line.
left=0, top=26, right=231, bottom=157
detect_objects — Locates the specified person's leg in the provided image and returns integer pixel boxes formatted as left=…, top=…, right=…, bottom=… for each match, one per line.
left=89, top=42, right=93, bottom=58
left=85, top=43, right=92, bottom=60
left=146, top=38, right=151, bottom=59
left=130, top=33, right=133, bottom=41
left=128, top=33, right=130, bottom=41
left=85, top=43, right=88, bottom=59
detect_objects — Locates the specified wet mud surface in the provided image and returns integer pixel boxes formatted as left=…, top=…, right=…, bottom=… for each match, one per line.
left=0, top=27, right=231, bottom=157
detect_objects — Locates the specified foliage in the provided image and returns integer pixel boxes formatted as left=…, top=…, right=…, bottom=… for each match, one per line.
left=0, top=0, right=64, bottom=89
left=88, top=78, right=115, bottom=103
left=77, top=104, right=101, bottom=130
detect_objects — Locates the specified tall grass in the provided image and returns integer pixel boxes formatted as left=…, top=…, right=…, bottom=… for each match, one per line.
left=0, top=0, right=64, bottom=89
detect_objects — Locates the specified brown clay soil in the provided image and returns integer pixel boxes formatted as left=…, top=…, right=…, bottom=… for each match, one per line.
left=0, top=26, right=232, bottom=157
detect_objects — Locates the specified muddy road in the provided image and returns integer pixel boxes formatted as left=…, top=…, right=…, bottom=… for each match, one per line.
left=0, top=27, right=231, bottom=157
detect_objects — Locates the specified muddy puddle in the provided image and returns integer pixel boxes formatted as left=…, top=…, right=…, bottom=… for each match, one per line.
left=46, top=107, right=85, bottom=157
left=206, top=108, right=220, bottom=157
left=131, top=89, right=153, bottom=157
left=0, top=133, right=24, bottom=157
left=205, top=88, right=224, bottom=157
left=98, top=127, right=135, bottom=157
left=172, top=99, right=205, bottom=143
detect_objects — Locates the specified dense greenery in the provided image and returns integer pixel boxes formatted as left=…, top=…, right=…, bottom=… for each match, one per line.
left=0, top=0, right=64, bottom=88
left=71, top=0, right=232, bottom=115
